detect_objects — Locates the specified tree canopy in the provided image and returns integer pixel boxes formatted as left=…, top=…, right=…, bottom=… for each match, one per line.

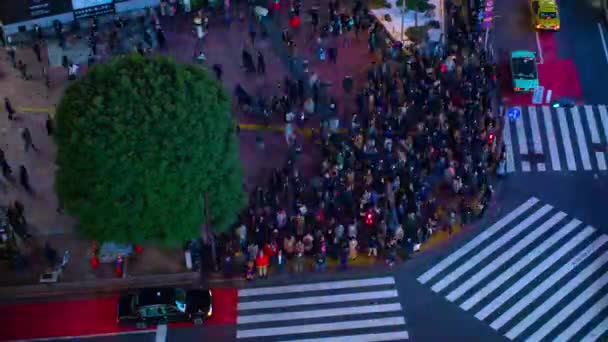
left=54, top=54, right=245, bottom=246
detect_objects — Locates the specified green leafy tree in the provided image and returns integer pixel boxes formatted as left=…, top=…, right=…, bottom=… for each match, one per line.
left=54, top=54, right=245, bottom=246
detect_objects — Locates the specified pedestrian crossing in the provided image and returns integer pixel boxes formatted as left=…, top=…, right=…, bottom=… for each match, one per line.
left=236, top=276, right=409, bottom=341
left=417, top=197, right=608, bottom=341
left=503, top=105, right=608, bottom=172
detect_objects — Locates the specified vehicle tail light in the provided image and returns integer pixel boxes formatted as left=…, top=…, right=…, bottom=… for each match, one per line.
left=514, top=87, right=522, bottom=92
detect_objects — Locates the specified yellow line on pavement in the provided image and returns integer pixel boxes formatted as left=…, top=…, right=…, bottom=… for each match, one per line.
left=20, top=107, right=55, bottom=114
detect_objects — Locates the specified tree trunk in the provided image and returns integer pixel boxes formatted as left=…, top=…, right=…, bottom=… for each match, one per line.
left=201, top=193, right=218, bottom=276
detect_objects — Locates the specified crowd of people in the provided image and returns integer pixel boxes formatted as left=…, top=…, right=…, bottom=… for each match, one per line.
left=219, top=0, right=503, bottom=279
left=2, top=0, right=502, bottom=278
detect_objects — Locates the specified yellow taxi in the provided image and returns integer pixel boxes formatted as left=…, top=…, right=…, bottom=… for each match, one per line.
left=530, top=0, right=560, bottom=31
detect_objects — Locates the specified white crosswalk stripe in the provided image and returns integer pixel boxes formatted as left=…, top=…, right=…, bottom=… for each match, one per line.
left=417, top=198, right=608, bottom=341
left=503, top=105, right=608, bottom=172
left=237, top=276, right=409, bottom=341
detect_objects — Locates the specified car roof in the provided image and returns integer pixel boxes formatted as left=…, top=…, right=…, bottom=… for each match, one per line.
left=538, top=0, right=557, bottom=9
left=136, top=288, right=180, bottom=307
left=511, top=50, right=536, bottom=59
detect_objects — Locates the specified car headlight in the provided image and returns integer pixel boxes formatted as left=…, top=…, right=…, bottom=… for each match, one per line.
left=207, top=305, right=213, bottom=317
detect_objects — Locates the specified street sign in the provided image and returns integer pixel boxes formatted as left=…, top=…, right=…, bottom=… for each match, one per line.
left=532, top=85, right=545, bottom=104
left=507, top=106, right=521, bottom=121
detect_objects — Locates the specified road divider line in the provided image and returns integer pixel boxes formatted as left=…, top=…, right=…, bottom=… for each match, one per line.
left=598, top=22, right=608, bottom=65
left=535, top=32, right=544, bottom=64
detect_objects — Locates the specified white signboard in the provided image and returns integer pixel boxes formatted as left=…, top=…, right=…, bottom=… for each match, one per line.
left=532, top=85, right=545, bottom=105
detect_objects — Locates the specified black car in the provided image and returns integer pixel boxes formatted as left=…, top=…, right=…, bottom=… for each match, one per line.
left=117, top=287, right=212, bottom=328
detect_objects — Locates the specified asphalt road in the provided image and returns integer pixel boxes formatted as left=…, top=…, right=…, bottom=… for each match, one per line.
left=556, top=0, right=608, bottom=104
left=494, top=0, right=608, bottom=105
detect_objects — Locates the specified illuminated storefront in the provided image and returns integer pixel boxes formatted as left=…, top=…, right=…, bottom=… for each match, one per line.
left=1, top=0, right=159, bottom=35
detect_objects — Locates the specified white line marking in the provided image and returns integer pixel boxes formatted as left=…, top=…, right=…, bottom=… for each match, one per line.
left=238, top=277, right=395, bottom=297
left=557, top=107, right=577, bottom=170
left=585, top=105, right=607, bottom=170
left=528, top=106, right=545, bottom=170
left=554, top=291, right=608, bottom=342
left=431, top=205, right=552, bottom=294
left=546, top=89, right=552, bottom=104
left=417, top=198, right=539, bottom=284
left=475, top=226, right=595, bottom=320
left=503, top=118, right=516, bottom=173
left=460, top=219, right=582, bottom=311
left=598, top=22, right=608, bottom=65
left=571, top=107, right=592, bottom=170
left=580, top=316, right=608, bottom=342
left=238, top=290, right=399, bottom=310
left=508, top=249, right=608, bottom=340
left=237, top=303, right=403, bottom=324
left=156, top=324, right=167, bottom=342
left=599, top=105, right=608, bottom=166
left=446, top=212, right=565, bottom=302
left=281, top=330, right=411, bottom=342
left=489, top=235, right=608, bottom=330
left=13, top=330, right=154, bottom=342
left=522, top=254, right=608, bottom=341
left=516, top=108, right=529, bottom=150
left=236, top=316, right=406, bottom=339
left=535, top=31, right=545, bottom=64
left=542, top=106, right=562, bottom=171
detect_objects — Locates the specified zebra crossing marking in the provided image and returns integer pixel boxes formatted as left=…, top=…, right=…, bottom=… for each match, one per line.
left=542, top=105, right=561, bottom=171
left=581, top=317, right=608, bottom=342
left=237, top=276, right=409, bottom=340
left=417, top=197, right=540, bottom=284
left=237, top=303, right=403, bottom=324
left=585, top=105, right=607, bottom=170
left=237, top=317, right=406, bottom=339
left=571, top=107, right=592, bottom=170
left=460, top=218, right=583, bottom=310
left=505, top=249, right=608, bottom=339
left=238, top=289, right=398, bottom=310
left=445, top=211, right=566, bottom=302
left=505, top=105, right=608, bottom=172
left=283, top=331, right=411, bottom=342
left=502, top=118, right=516, bottom=173
left=528, top=107, right=546, bottom=171
left=475, top=235, right=604, bottom=320
left=555, top=291, right=608, bottom=342
left=418, top=198, right=608, bottom=341
left=515, top=108, right=531, bottom=172
left=430, top=204, right=553, bottom=293
left=238, top=276, right=395, bottom=297
left=523, top=267, right=608, bottom=341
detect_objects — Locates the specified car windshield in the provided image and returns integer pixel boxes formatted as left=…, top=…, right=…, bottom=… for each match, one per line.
left=540, top=11, right=557, bottom=19
left=513, top=57, right=537, bottom=79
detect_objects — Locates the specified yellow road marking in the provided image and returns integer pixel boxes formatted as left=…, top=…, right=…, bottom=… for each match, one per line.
left=20, top=107, right=55, bottom=114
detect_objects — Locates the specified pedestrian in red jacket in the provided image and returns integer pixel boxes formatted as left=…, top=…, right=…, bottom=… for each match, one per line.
left=256, top=250, right=269, bottom=279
